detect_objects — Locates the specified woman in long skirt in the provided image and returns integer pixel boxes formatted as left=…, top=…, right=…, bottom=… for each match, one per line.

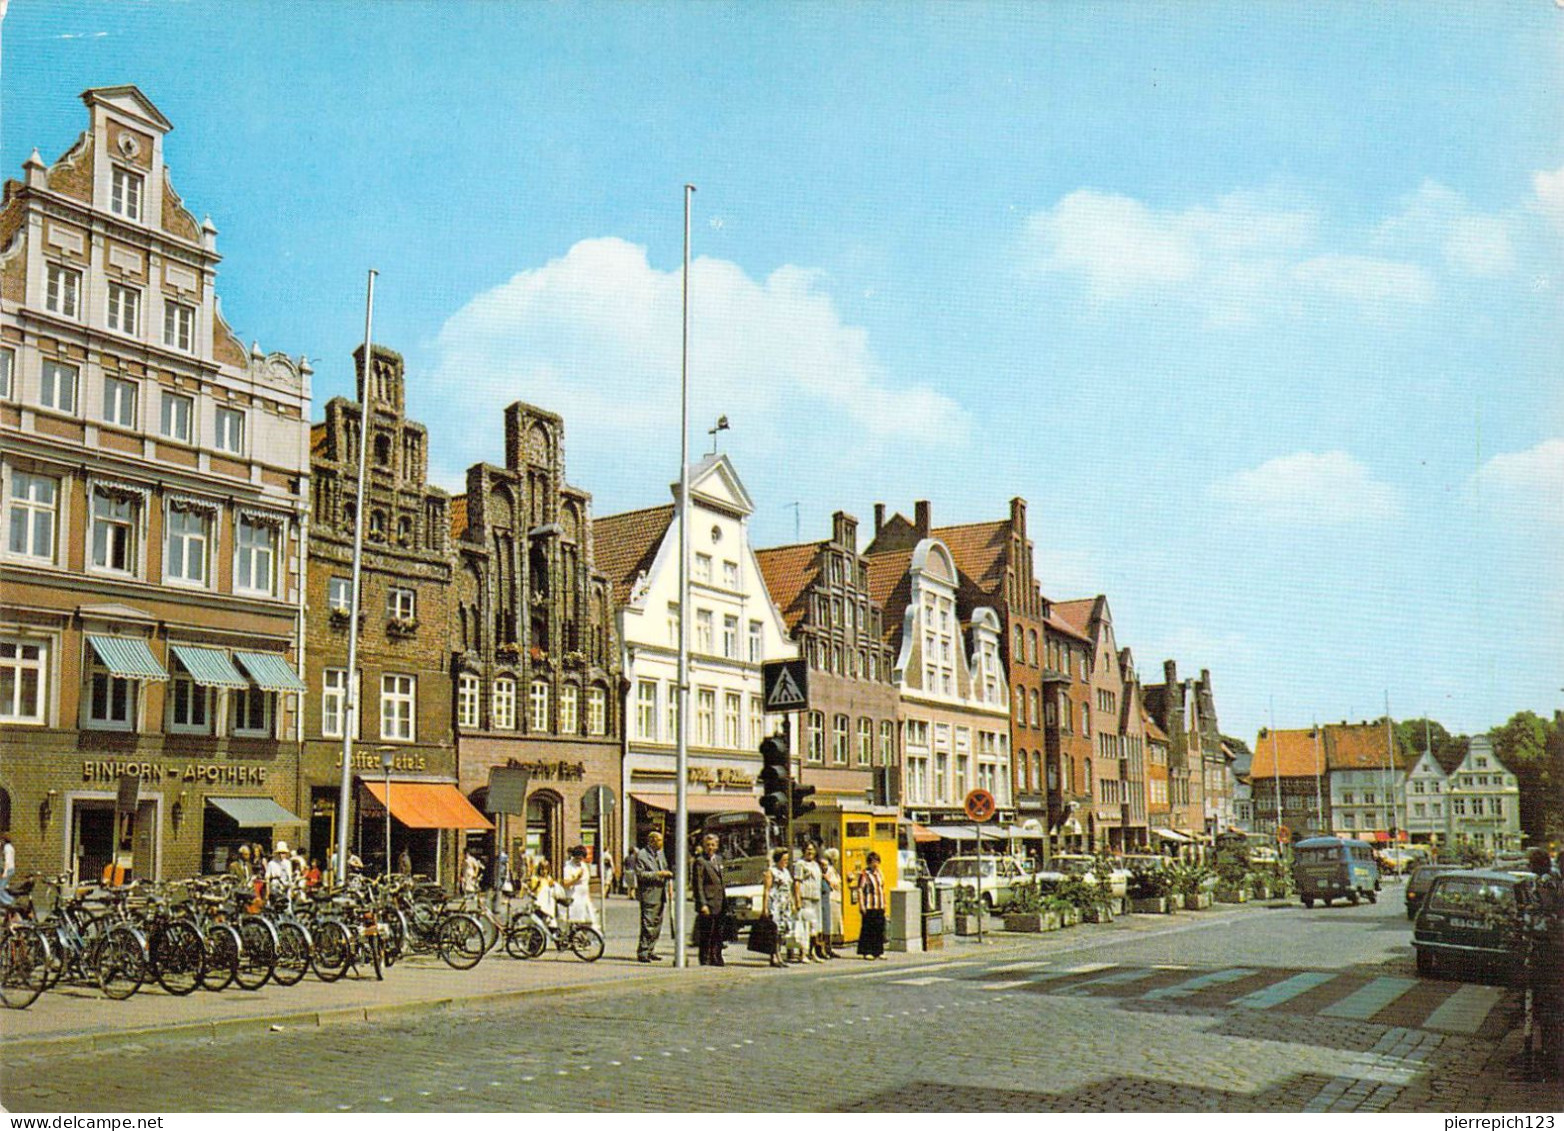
left=819, top=847, right=843, bottom=958
left=856, top=851, right=888, bottom=959
left=761, top=847, right=800, bottom=968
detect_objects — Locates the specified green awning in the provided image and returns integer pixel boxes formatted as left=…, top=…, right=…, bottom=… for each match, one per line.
left=234, top=651, right=307, bottom=693
left=170, top=645, right=249, bottom=690
left=207, top=796, right=306, bottom=825
left=87, top=635, right=168, bottom=680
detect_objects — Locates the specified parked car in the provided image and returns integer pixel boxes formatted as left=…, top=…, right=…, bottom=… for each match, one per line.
left=933, top=855, right=1027, bottom=911
left=1052, top=854, right=1131, bottom=898
left=1412, top=869, right=1535, bottom=984
left=1292, top=836, right=1381, bottom=908
left=1404, top=863, right=1462, bottom=920
left=1376, top=847, right=1419, bottom=875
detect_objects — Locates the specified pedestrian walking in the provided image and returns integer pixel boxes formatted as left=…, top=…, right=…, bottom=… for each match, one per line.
left=304, top=859, right=323, bottom=889
left=265, top=841, right=293, bottom=899
left=562, top=845, right=597, bottom=928
left=228, top=844, right=252, bottom=883
left=762, top=847, right=801, bottom=968
left=855, top=851, right=888, bottom=960
left=0, top=833, right=16, bottom=910
left=599, top=850, right=616, bottom=898
left=1526, top=847, right=1563, bottom=1081
left=398, top=846, right=413, bottom=876
left=630, top=831, right=673, bottom=962
left=794, top=841, right=825, bottom=962
left=693, top=833, right=727, bottom=966
left=819, top=846, right=843, bottom=958
left=461, top=848, right=483, bottom=895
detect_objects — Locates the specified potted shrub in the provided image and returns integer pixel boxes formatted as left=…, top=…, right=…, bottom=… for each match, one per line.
left=1002, top=881, right=1047, bottom=933
left=1045, top=895, right=1079, bottom=928
left=1214, top=857, right=1248, bottom=903
left=1173, top=862, right=1214, bottom=910
left=953, top=884, right=981, bottom=936
left=1128, top=865, right=1174, bottom=914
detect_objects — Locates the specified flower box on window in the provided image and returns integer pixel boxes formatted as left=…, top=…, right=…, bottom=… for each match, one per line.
left=563, top=649, right=588, bottom=669
left=388, top=617, right=419, bottom=638
left=496, top=643, right=522, bottom=662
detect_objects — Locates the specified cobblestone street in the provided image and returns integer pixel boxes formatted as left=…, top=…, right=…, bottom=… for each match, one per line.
left=3, top=893, right=1558, bottom=1112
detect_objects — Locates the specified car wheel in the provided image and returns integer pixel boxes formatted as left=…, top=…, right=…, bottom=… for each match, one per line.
left=1302, top=896, right=1314, bottom=909
left=1365, top=889, right=1377, bottom=904
left=1415, top=948, right=1437, bottom=977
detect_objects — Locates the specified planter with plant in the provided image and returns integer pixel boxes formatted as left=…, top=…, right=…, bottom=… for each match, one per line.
left=1128, top=864, right=1175, bottom=914
left=1172, top=862, right=1214, bottom=910
left=953, top=884, right=982, bottom=935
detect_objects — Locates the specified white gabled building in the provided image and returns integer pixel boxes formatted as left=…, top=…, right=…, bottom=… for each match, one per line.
left=1402, top=748, right=1450, bottom=845
left=594, top=455, right=796, bottom=850
left=1444, top=736, right=1523, bottom=854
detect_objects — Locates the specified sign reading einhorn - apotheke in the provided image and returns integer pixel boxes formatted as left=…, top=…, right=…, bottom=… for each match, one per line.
left=83, top=760, right=270, bottom=786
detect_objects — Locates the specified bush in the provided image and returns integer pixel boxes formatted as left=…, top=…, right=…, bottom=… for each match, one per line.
left=1128, top=865, right=1173, bottom=899
left=1169, top=862, right=1213, bottom=898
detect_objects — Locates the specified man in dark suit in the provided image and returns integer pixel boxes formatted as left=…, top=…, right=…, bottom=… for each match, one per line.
left=630, top=830, right=673, bottom=962
left=692, top=832, right=727, bottom=966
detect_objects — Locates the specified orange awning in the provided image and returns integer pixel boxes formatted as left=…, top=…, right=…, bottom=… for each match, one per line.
left=910, top=823, right=940, bottom=844
left=363, top=781, right=492, bottom=830
left=631, top=792, right=760, bottom=815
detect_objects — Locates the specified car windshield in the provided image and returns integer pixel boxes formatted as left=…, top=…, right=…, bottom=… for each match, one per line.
left=1427, top=878, right=1517, bottom=915
left=939, top=859, right=993, bottom=878
left=1295, top=846, right=1341, bottom=866
left=1057, top=858, right=1092, bottom=874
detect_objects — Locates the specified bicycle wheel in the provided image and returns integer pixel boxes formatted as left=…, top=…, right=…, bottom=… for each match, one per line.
left=271, top=920, right=311, bottom=987
left=200, top=923, right=240, bottom=992
left=310, top=919, right=352, bottom=982
left=40, top=924, right=68, bottom=990
left=436, top=913, right=486, bottom=970
left=504, top=923, right=546, bottom=960
left=150, top=920, right=204, bottom=996
left=568, top=925, right=604, bottom=963
left=368, top=931, right=383, bottom=981
left=381, top=907, right=407, bottom=967
left=476, top=909, right=500, bottom=954
left=234, top=916, right=277, bottom=991
left=1, top=926, right=52, bottom=1010
left=97, top=924, right=148, bottom=1000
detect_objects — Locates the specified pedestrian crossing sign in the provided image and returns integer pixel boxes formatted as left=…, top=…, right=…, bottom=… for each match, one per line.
left=762, top=658, right=810, bottom=712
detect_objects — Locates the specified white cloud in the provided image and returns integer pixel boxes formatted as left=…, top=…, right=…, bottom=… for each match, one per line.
left=425, top=237, right=969, bottom=486
left=1534, top=164, right=1564, bottom=237
left=1470, top=438, right=1564, bottom=524
left=1022, top=191, right=1200, bottom=297
left=1209, top=451, right=1402, bottom=525
left=1374, top=181, right=1514, bottom=278
left=1290, top=254, right=1435, bottom=306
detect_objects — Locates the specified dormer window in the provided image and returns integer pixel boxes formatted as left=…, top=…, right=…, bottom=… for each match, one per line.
left=111, top=167, right=144, bottom=222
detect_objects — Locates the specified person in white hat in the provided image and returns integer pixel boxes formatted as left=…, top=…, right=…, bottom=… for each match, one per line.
left=264, top=840, right=294, bottom=899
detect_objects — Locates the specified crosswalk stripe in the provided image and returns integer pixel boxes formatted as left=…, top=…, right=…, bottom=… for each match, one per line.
left=985, top=961, right=1054, bottom=974
left=1421, top=984, right=1504, bottom=1035
left=1057, top=968, right=1161, bottom=995
left=889, top=976, right=955, bottom=986
left=980, top=980, right=1039, bottom=991
left=1320, top=977, right=1419, bottom=1020
left=1233, top=971, right=1339, bottom=1010
left=1143, top=967, right=1259, bottom=1001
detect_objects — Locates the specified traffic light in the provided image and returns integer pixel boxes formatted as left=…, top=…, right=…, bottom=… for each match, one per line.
left=758, top=735, right=790, bottom=820
left=791, top=782, right=817, bottom=819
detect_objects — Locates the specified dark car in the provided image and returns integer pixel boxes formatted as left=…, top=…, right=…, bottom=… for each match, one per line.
left=1412, top=869, right=1535, bottom=984
left=1404, top=863, right=1462, bottom=920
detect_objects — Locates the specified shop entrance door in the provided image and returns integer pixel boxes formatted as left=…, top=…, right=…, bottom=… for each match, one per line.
left=525, top=793, right=558, bottom=875
left=71, top=799, right=157, bottom=883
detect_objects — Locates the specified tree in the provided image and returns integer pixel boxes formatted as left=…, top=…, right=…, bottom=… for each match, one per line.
left=1395, top=717, right=1468, bottom=769
left=1488, top=710, right=1561, bottom=845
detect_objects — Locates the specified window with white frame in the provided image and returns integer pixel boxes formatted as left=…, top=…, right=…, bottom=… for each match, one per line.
left=0, top=637, right=48, bottom=724
left=90, top=487, right=139, bottom=573
left=906, top=756, right=928, bottom=804
left=46, top=264, right=81, bottom=318
left=387, top=587, right=415, bottom=621
left=587, top=686, right=606, bottom=735
left=722, top=614, right=738, bottom=659
left=322, top=668, right=355, bottom=738
left=806, top=710, right=824, bottom=763
left=8, top=471, right=59, bottom=561
left=380, top=674, right=415, bottom=740
left=169, top=661, right=212, bottom=735
left=161, top=390, right=193, bottom=442
left=857, top=717, right=872, bottom=766
left=665, top=681, right=680, bottom=740
left=215, top=407, right=245, bottom=454
left=694, top=553, right=712, bottom=582
left=1028, top=688, right=1040, bottom=726
left=529, top=679, right=550, bottom=732
left=559, top=683, right=579, bottom=734
left=235, top=515, right=276, bottom=595
left=40, top=360, right=78, bottom=413
left=696, top=687, right=715, bottom=745
left=832, top=714, right=849, bottom=764
left=667, top=603, right=680, bottom=647
left=164, top=505, right=210, bottom=585
left=232, top=687, right=274, bottom=738
left=723, top=691, right=741, bottom=747
left=749, top=694, right=764, bottom=747
left=163, top=301, right=195, bottom=352
left=456, top=672, right=480, bottom=730
left=327, top=577, right=352, bottom=611
left=86, top=651, right=136, bottom=730
left=111, top=167, right=144, bottom=221
left=694, top=608, right=713, bottom=653
left=107, top=283, right=141, bottom=337
left=748, top=620, right=762, bottom=663
left=722, top=559, right=739, bottom=588
left=0, top=347, right=13, bottom=399
left=637, top=679, right=658, bottom=740
left=879, top=720, right=894, bottom=766
left=103, top=376, right=138, bottom=428
left=935, top=752, right=949, bottom=801
left=493, top=676, right=516, bottom=729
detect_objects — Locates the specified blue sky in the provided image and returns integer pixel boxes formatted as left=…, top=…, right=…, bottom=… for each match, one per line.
left=5, top=1, right=1561, bottom=744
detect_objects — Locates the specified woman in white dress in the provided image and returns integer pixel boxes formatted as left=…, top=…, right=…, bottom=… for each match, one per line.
left=792, top=841, right=825, bottom=962
left=561, top=845, right=597, bottom=928
left=529, top=859, right=559, bottom=925
left=819, top=846, right=844, bottom=959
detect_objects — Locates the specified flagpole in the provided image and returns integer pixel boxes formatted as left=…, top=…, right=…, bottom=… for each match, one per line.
left=336, top=268, right=376, bottom=884
left=1270, top=698, right=1281, bottom=838
left=674, top=183, right=695, bottom=968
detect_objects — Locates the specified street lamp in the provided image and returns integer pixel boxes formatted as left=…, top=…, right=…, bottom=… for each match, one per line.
left=380, top=748, right=395, bottom=878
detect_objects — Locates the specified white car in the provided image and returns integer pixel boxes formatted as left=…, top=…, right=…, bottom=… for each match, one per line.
left=933, top=855, right=1028, bottom=911
left=1052, top=854, right=1131, bottom=898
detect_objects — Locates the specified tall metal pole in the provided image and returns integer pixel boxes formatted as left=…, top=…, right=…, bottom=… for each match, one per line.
left=673, top=184, right=695, bottom=968
left=1270, top=698, right=1282, bottom=837
left=1383, top=691, right=1394, bottom=843
left=1313, top=716, right=1324, bottom=835
left=335, top=269, right=377, bottom=884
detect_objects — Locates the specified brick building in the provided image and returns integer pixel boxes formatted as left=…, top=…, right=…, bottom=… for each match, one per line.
left=1142, top=661, right=1206, bottom=842
left=450, top=402, right=621, bottom=878
left=303, top=344, right=480, bottom=880
left=0, top=88, right=311, bottom=880
left=755, top=510, right=900, bottom=814
left=1041, top=606, right=1094, bottom=851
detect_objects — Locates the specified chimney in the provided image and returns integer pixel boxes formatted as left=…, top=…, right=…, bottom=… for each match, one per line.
left=1200, top=668, right=1211, bottom=690
left=1010, top=496, right=1027, bottom=537
left=833, top=510, right=858, bottom=551
left=873, top=503, right=885, bottom=536
left=914, top=500, right=930, bottom=538
left=1164, top=659, right=1178, bottom=687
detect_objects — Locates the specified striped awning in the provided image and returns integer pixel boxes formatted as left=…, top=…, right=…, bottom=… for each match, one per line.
left=169, top=645, right=249, bottom=690
left=207, top=796, right=306, bottom=825
left=87, top=635, right=168, bottom=680
left=234, top=651, right=307, bottom=692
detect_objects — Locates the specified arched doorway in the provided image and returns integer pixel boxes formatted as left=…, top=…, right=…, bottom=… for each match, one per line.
left=526, top=790, right=562, bottom=876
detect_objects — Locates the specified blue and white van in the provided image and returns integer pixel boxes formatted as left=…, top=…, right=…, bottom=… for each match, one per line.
left=1291, top=836, right=1381, bottom=908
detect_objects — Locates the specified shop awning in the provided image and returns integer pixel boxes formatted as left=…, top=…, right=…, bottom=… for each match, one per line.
left=87, top=634, right=167, bottom=680
left=1152, top=828, right=1190, bottom=843
left=362, top=781, right=492, bottom=830
left=926, top=825, right=1004, bottom=842
left=170, top=645, right=249, bottom=690
left=631, top=792, right=760, bottom=815
left=207, top=796, right=306, bottom=825
left=997, top=824, right=1047, bottom=839
left=910, top=823, right=940, bottom=844
left=234, top=651, right=307, bottom=693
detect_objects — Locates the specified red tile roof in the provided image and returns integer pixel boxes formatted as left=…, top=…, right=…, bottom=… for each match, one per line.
left=449, top=496, right=468, bottom=540
left=1249, top=723, right=1413, bottom=779
left=1143, top=714, right=1170, bottom=743
left=1248, top=729, right=1326, bottom=779
left=754, top=542, right=822, bottom=633
left=1328, top=723, right=1410, bottom=772
left=932, top=520, right=1009, bottom=593
left=310, top=422, right=328, bottom=458
left=1043, top=612, right=1092, bottom=644
left=593, top=504, right=674, bottom=605
left=864, top=548, right=914, bottom=645
left=1052, top=598, right=1098, bottom=637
